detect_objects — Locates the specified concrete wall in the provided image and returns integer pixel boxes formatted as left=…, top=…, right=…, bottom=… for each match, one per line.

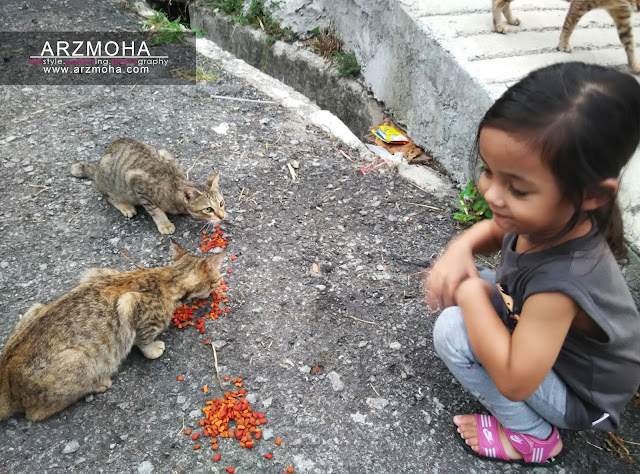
left=269, top=0, right=640, bottom=253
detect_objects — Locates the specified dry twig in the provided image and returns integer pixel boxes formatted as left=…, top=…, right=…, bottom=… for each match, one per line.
left=346, top=314, right=377, bottom=325
left=338, top=149, right=355, bottom=163
left=118, top=250, right=145, bottom=269
left=406, top=201, right=443, bottom=211
left=211, top=342, right=223, bottom=390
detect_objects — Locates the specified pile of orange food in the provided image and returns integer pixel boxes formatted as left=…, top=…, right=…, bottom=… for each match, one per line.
left=201, top=226, right=228, bottom=252
left=172, top=227, right=232, bottom=333
left=182, top=377, right=293, bottom=472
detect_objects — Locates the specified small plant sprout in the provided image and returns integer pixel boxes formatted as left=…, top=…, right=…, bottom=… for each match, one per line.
left=453, top=181, right=493, bottom=225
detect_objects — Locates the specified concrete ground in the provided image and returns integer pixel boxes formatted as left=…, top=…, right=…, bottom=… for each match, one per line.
left=0, top=0, right=639, bottom=473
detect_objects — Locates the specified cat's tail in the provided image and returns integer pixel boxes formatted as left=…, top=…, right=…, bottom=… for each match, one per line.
left=70, top=161, right=96, bottom=180
left=0, top=370, right=16, bottom=420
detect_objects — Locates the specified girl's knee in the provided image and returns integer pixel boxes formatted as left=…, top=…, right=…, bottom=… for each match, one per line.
left=433, top=306, right=468, bottom=358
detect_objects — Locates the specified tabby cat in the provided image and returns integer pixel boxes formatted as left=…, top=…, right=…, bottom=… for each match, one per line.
left=558, top=0, right=640, bottom=74
left=492, top=0, right=640, bottom=74
left=0, top=241, right=224, bottom=421
left=491, top=0, right=520, bottom=34
left=71, top=138, right=226, bottom=234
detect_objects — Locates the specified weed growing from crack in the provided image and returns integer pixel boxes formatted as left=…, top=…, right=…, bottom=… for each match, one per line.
left=305, top=27, right=360, bottom=78
left=453, top=181, right=493, bottom=225
left=204, top=0, right=296, bottom=42
left=332, top=50, right=361, bottom=78
left=143, top=10, right=204, bottom=45
left=307, top=27, right=342, bottom=59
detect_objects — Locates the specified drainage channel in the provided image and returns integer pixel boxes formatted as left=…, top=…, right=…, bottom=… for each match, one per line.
left=147, top=0, right=385, bottom=141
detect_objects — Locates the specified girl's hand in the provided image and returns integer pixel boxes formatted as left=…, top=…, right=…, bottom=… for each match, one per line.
left=424, top=240, right=479, bottom=311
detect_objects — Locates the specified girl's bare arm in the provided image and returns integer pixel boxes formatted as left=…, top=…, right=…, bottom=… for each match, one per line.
left=456, top=277, right=576, bottom=400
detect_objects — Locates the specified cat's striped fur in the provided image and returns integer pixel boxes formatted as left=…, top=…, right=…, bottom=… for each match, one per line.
left=558, top=0, right=640, bottom=74
left=71, top=138, right=225, bottom=234
left=0, top=241, right=224, bottom=421
left=491, top=0, right=640, bottom=74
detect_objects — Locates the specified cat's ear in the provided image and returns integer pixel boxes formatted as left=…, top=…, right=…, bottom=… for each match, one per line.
left=182, top=187, right=202, bottom=203
left=170, top=239, right=189, bottom=261
left=204, top=251, right=225, bottom=273
left=206, top=172, right=220, bottom=191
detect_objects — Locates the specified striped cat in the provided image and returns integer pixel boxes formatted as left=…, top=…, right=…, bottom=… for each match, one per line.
left=558, top=0, right=640, bottom=74
left=0, top=241, right=224, bottom=421
left=71, top=138, right=226, bottom=234
left=491, top=1, right=640, bottom=74
left=492, top=0, right=520, bottom=34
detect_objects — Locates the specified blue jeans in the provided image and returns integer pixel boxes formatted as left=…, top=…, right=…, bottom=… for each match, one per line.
left=432, top=268, right=569, bottom=439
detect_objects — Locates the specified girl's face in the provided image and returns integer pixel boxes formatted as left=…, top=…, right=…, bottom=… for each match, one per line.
left=477, top=126, right=587, bottom=250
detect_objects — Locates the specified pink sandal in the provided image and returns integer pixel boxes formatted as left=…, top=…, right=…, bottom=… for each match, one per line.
left=468, top=414, right=561, bottom=465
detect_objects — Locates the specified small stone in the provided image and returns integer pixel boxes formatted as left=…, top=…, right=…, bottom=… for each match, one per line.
left=85, top=394, right=94, bottom=402
left=376, top=265, right=384, bottom=271
left=1, top=261, right=9, bottom=269
left=109, top=444, right=116, bottom=450
left=350, top=412, right=368, bottom=424
left=389, top=342, right=402, bottom=350
left=314, top=285, right=326, bottom=291
left=213, top=122, right=229, bottom=134
left=137, top=460, right=154, bottom=474
left=299, top=365, right=311, bottom=374
left=290, top=139, right=299, bottom=146
left=39, top=263, right=48, bottom=271
left=366, top=397, right=389, bottom=410
left=212, top=340, right=228, bottom=349
left=262, top=397, right=273, bottom=409
left=62, top=440, right=80, bottom=454
left=291, top=160, right=300, bottom=169
left=176, top=395, right=186, bottom=405
left=23, top=165, right=34, bottom=172
left=120, top=434, right=129, bottom=442
left=327, top=371, right=344, bottom=392
left=5, top=135, right=18, bottom=143
left=271, top=256, right=284, bottom=262
left=261, top=428, right=274, bottom=440
left=246, top=393, right=257, bottom=404
left=188, top=409, right=201, bottom=419
left=358, top=341, right=368, bottom=348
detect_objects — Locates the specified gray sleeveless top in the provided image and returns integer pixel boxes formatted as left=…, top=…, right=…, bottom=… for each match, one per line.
left=494, top=226, right=640, bottom=431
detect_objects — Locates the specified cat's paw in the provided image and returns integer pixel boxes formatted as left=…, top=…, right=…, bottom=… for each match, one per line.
left=94, top=379, right=112, bottom=393
left=507, top=17, right=520, bottom=26
left=140, top=340, right=165, bottom=359
left=557, top=42, right=572, bottom=53
left=494, top=24, right=507, bottom=34
left=157, top=222, right=176, bottom=235
left=631, top=63, right=640, bottom=75
left=115, top=203, right=137, bottom=218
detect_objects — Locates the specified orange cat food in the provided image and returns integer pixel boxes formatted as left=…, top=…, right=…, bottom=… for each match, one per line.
left=201, top=226, right=228, bottom=252
left=177, top=375, right=184, bottom=381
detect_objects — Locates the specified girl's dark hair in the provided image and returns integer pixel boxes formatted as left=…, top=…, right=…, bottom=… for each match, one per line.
left=473, top=62, right=640, bottom=259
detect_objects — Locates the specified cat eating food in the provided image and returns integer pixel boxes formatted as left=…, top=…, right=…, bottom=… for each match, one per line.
left=71, top=138, right=225, bottom=234
left=0, top=241, right=224, bottom=421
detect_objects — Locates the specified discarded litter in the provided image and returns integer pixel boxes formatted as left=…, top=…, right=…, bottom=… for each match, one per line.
left=371, top=125, right=408, bottom=144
